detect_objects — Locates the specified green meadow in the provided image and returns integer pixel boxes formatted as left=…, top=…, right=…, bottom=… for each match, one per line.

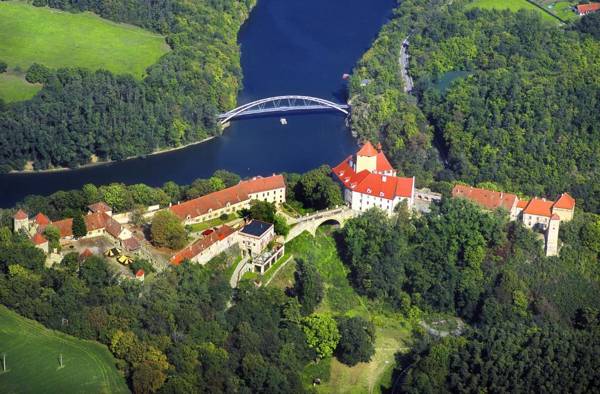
left=0, top=1, right=169, bottom=102
left=466, top=0, right=560, bottom=23
left=0, top=305, right=129, bottom=394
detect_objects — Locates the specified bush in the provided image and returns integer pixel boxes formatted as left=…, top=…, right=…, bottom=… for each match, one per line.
left=25, top=63, right=51, bottom=84
left=0, top=61, right=7, bottom=73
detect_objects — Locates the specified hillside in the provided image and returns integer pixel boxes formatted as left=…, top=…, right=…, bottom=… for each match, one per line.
left=0, top=1, right=168, bottom=103
left=0, top=305, right=129, bottom=394
left=0, top=0, right=255, bottom=172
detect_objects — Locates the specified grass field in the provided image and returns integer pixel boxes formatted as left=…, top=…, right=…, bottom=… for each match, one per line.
left=0, top=71, right=41, bottom=102
left=0, top=305, right=129, bottom=394
left=546, top=1, right=578, bottom=21
left=0, top=1, right=169, bottom=102
left=273, top=228, right=414, bottom=393
left=466, top=0, right=561, bottom=23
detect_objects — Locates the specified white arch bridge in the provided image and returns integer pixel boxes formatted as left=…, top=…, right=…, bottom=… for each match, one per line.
left=217, top=95, right=350, bottom=124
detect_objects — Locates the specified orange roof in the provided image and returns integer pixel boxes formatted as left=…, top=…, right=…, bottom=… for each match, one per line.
left=357, top=141, right=378, bottom=157
left=452, top=185, right=518, bottom=212
left=34, top=212, right=50, bottom=226
left=523, top=198, right=554, bottom=217
left=577, top=2, right=600, bottom=14
left=79, top=248, right=94, bottom=261
left=14, top=209, right=28, bottom=220
left=375, top=151, right=394, bottom=173
left=170, top=174, right=285, bottom=220
left=517, top=200, right=529, bottom=209
left=333, top=156, right=413, bottom=199
left=170, top=225, right=235, bottom=265
left=553, top=193, right=575, bottom=211
left=84, top=212, right=122, bottom=237
left=135, top=269, right=145, bottom=278
left=238, top=174, right=285, bottom=195
left=32, top=232, right=48, bottom=245
left=52, top=218, right=73, bottom=238
left=88, top=201, right=112, bottom=213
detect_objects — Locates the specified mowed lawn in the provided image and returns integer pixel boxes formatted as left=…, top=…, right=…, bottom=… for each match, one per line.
left=276, top=229, right=413, bottom=393
left=0, top=1, right=169, bottom=102
left=0, top=305, right=129, bottom=394
left=466, top=0, right=560, bottom=23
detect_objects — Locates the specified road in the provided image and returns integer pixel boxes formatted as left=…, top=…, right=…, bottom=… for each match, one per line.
left=229, top=256, right=250, bottom=288
left=400, top=37, right=414, bottom=93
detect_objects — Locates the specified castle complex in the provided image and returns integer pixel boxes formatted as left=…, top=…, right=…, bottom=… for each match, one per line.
left=452, top=185, right=576, bottom=256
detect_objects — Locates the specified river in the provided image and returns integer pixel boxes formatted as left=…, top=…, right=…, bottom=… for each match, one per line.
left=0, top=0, right=396, bottom=207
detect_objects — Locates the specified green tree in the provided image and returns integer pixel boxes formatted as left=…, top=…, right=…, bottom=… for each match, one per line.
left=43, top=225, right=61, bottom=252
left=213, top=170, right=241, bottom=188
left=294, top=165, right=344, bottom=209
left=335, top=316, right=375, bottom=366
left=0, top=61, right=7, bottom=73
left=294, top=259, right=324, bottom=315
left=151, top=210, right=187, bottom=249
left=25, top=63, right=51, bottom=83
left=72, top=214, right=87, bottom=238
left=301, top=314, right=340, bottom=359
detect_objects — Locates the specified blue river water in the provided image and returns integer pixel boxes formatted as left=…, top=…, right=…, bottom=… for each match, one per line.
left=0, top=0, right=396, bottom=207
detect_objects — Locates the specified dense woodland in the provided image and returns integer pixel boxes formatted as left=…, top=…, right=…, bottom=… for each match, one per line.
left=350, top=0, right=600, bottom=213
left=0, top=0, right=254, bottom=171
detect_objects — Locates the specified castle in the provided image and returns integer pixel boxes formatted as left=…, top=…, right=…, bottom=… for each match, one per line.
left=332, top=142, right=416, bottom=214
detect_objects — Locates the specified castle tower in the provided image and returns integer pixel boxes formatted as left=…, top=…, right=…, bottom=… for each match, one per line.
left=545, top=214, right=560, bottom=257
left=355, top=141, right=378, bottom=173
left=13, top=209, right=29, bottom=233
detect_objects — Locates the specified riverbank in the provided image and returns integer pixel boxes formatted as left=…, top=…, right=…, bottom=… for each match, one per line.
left=8, top=134, right=219, bottom=174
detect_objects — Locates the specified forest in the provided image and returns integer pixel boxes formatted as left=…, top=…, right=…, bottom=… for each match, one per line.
left=339, top=201, right=600, bottom=392
left=0, top=0, right=254, bottom=171
left=349, top=0, right=600, bottom=213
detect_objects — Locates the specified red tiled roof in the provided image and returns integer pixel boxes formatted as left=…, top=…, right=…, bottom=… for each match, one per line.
left=14, top=209, right=28, bottom=220
left=577, top=2, right=600, bottom=14
left=375, top=151, right=394, bottom=172
left=135, top=269, right=145, bottom=278
left=357, top=141, right=378, bottom=157
left=238, top=174, right=286, bottom=195
left=170, top=174, right=285, bottom=220
left=123, top=237, right=141, bottom=251
left=452, top=185, right=518, bottom=212
left=333, top=157, right=413, bottom=200
left=517, top=200, right=529, bottom=209
left=52, top=218, right=73, bottom=238
left=88, top=201, right=112, bottom=213
left=34, top=212, right=51, bottom=226
left=104, top=217, right=122, bottom=238
left=170, top=225, right=235, bottom=265
left=523, top=198, right=554, bottom=217
left=32, top=232, right=48, bottom=245
left=553, top=193, right=575, bottom=211
left=85, top=212, right=108, bottom=231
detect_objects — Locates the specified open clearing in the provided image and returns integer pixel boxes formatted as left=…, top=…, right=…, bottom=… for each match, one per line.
left=0, top=1, right=169, bottom=102
left=0, top=71, right=41, bottom=103
left=0, top=305, right=129, bottom=394
left=274, top=228, right=413, bottom=393
left=466, top=0, right=560, bottom=23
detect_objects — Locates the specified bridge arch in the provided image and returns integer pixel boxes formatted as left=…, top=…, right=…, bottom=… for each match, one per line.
left=217, top=95, right=350, bottom=124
